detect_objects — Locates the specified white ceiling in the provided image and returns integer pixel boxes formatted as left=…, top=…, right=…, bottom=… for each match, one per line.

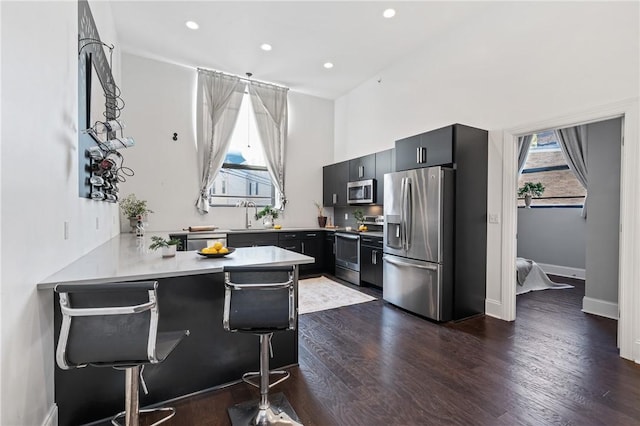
left=109, top=1, right=494, bottom=99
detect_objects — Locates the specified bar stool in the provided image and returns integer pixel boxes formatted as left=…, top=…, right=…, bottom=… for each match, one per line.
left=223, top=266, right=302, bottom=426
left=55, top=281, right=189, bottom=426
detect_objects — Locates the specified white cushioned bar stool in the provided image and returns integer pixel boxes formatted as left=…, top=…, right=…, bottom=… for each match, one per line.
left=55, top=281, right=189, bottom=426
left=223, top=265, right=303, bottom=426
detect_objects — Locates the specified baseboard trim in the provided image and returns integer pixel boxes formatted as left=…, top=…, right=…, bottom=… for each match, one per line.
left=485, top=298, right=504, bottom=320
left=537, top=262, right=585, bottom=280
left=582, top=296, right=619, bottom=320
left=42, top=404, right=58, bottom=426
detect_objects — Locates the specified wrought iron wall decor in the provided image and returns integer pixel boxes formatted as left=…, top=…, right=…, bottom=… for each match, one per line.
left=78, top=0, right=135, bottom=202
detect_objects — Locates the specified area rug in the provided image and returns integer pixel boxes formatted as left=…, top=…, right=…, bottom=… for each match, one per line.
left=298, top=276, right=376, bottom=314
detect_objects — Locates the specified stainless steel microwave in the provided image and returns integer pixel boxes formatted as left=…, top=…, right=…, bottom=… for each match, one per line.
left=347, top=179, right=375, bottom=204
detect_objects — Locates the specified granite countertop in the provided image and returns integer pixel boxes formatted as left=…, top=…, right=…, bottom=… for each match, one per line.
left=37, top=232, right=314, bottom=289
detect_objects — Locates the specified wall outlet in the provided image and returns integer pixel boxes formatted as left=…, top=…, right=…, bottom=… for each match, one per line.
left=344, top=213, right=349, bottom=220
left=489, top=213, right=500, bottom=224
left=64, top=221, right=69, bottom=240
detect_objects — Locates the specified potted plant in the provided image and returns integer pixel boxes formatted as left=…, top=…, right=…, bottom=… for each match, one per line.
left=120, top=194, right=153, bottom=232
left=314, top=201, right=327, bottom=228
left=518, top=182, right=545, bottom=208
left=149, top=236, right=181, bottom=257
left=255, top=205, right=279, bottom=228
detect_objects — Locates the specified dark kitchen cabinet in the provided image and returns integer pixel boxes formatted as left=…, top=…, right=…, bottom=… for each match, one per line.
left=360, top=236, right=383, bottom=288
left=277, top=231, right=323, bottom=275
left=227, top=232, right=278, bottom=248
left=375, top=148, right=394, bottom=205
left=395, top=125, right=454, bottom=171
left=300, top=232, right=323, bottom=274
left=349, top=154, right=376, bottom=181
left=323, top=232, right=335, bottom=275
left=323, top=161, right=349, bottom=207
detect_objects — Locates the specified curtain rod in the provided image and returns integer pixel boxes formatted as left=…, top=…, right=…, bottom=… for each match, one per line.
left=196, top=67, right=289, bottom=91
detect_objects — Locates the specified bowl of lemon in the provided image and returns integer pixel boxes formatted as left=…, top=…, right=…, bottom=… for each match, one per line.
left=197, top=241, right=235, bottom=258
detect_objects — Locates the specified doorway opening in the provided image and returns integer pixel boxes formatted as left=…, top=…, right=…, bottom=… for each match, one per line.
left=499, top=99, right=639, bottom=361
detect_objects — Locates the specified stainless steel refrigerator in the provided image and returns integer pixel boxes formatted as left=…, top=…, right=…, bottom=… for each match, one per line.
left=383, top=166, right=454, bottom=321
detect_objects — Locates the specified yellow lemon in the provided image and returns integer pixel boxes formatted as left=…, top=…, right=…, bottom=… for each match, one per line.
left=274, top=225, right=282, bottom=230
left=213, top=241, right=223, bottom=250
left=201, top=247, right=212, bottom=253
left=218, top=247, right=229, bottom=254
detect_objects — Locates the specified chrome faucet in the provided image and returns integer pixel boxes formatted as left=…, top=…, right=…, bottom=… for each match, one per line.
left=236, top=201, right=258, bottom=229
left=245, top=201, right=257, bottom=228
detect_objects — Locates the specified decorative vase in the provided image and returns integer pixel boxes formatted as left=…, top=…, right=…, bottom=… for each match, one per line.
left=318, top=216, right=327, bottom=228
left=129, top=217, right=138, bottom=232
left=525, top=195, right=532, bottom=208
left=262, top=215, right=273, bottom=228
left=162, top=245, right=177, bottom=258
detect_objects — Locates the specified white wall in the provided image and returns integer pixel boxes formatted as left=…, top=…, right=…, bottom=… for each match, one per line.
left=0, top=1, right=121, bottom=424
left=334, top=2, right=639, bottom=310
left=119, top=52, right=334, bottom=232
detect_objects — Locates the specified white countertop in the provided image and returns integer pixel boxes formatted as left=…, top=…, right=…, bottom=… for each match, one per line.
left=37, top=233, right=315, bottom=289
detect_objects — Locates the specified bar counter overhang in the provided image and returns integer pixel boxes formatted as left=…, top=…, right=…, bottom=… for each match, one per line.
left=38, top=233, right=314, bottom=426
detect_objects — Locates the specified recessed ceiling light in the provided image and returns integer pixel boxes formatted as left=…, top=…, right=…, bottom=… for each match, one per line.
left=323, top=62, right=334, bottom=69
left=185, top=21, right=199, bottom=30
left=261, top=43, right=272, bottom=51
left=383, top=8, right=396, bottom=19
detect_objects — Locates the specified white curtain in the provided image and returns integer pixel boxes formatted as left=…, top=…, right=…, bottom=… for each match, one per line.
left=517, top=134, right=533, bottom=175
left=555, top=125, right=588, bottom=218
left=195, top=70, right=245, bottom=213
left=248, top=81, right=289, bottom=210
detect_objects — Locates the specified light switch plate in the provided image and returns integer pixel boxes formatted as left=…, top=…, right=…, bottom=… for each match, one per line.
left=488, top=213, right=500, bottom=224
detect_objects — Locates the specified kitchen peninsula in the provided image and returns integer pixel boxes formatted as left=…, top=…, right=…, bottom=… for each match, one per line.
left=38, top=233, right=314, bottom=426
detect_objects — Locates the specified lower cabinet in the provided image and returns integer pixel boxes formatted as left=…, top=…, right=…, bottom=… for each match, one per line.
left=323, top=232, right=335, bottom=275
left=360, top=236, right=383, bottom=288
left=227, top=232, right=278, bottom=248
left=228, top=231, right=324, bottom=276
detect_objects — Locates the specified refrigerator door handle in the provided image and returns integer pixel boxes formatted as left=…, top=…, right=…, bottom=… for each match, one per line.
left=384, top=256, right=438, bottom=271
left=405, top=177, right=412, bottom=250
left=399, top=177, right=406, bottom=249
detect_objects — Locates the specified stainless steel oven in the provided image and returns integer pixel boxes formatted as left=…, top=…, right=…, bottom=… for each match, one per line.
left=335, top=232, right=360, bottom=285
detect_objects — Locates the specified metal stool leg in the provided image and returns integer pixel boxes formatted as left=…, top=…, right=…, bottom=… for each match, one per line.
left=228, top=334, right=302, bottom=425
left=112, top=366, right=176, bottom=426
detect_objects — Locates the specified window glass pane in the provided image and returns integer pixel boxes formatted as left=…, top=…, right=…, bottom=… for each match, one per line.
left=518, top=131, right=586, bottom=207
left=209, top=93, right=275, bottom=207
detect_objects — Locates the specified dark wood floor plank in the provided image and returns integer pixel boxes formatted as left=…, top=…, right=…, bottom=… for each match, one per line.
left=130, top=276, right=640, bottom=426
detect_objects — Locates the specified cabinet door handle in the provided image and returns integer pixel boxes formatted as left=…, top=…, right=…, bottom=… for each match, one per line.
left=372, top=250, right=376, bottom=265
left=301, top=241, right=305, bottom=253
left=359, top=165, right=364, bottom=178
left=332, top=193, right=337, bottom=204
left=332, top=242, right=335, bottom=254
left=306, top=233, right=316, bottom=237
left=417, top=147, right=427, bottom=164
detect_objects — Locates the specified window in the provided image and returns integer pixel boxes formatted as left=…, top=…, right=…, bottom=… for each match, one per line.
left=209, top=93, right=275, bottom=207
left=518, top=130, right=586, bottom=207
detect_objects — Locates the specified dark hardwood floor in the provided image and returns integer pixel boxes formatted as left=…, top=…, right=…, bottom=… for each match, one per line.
left=140, top=275, right=640, bottom=426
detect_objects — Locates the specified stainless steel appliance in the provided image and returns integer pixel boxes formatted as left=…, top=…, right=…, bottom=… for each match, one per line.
left=347, top=179, right=375, bottom=204
left=383, top=166, right=454, bottom=321
left=335, top=232, right=360, bottom=285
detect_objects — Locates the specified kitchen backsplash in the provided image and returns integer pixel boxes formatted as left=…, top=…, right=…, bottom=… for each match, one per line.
left=333, top=206, right=383, bottom=228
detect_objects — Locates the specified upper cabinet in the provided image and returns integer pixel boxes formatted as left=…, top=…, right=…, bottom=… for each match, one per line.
left=323, top=160, right=349, bottom=207
left=323, top=150, right=395, bottom=207
left=375, top=149, right=394, bottom=206
left=395, top=125, right=454, bottom=171
left=348, top=154, right=376, bottom=181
